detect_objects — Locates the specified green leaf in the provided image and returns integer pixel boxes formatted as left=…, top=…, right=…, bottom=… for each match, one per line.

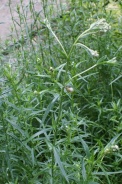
left=79, top=137, right=90, bottom=158
left=6, top=118, right=25, bottom=136
left=31, top=148, right=35, bottom=167
left=41, top=93, right=59, bottom=125
left=26, top=127, right=51, bottom=143
left=53, top=147, right=69, bottom=183
left=88, top=181, right=99, bottom=184
left=93, top=170, right=122, bottom=175
left=105, top=133, right=122, bottom=149
left=96, top=164, right=110, bottom=184
left=82, top=158, right=87, bottom=181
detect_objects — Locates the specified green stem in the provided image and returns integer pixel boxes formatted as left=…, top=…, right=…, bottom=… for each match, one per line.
left=72, top=63, right=98, bottom=79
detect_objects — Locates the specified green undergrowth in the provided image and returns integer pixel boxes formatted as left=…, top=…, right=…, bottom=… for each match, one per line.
left=0, top=0, right=122, bottom=183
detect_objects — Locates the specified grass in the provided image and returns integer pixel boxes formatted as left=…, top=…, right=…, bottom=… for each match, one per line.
left=0, top=0, right=122, bottom=183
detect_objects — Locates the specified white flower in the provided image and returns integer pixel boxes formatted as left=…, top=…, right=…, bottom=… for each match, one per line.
left=104, top=148, right=110, bottom=154
left=89, top=49, right=99, bottom=57
left=76, top=43, right=99, bottom=57
left=106, top=57, right=117, bottom=64
left=104, top=144, right=119, bottom=154
left=90, top=19, right=111, bottom=32
left=111, top=145, right=119, bottom=151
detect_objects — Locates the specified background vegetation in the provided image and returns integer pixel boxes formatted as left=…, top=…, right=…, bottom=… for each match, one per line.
left=0, top=0, right=122, bottom=183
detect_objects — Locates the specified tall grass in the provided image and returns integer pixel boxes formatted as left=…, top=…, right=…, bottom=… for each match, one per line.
left=0, top=0, right=122, bottom=183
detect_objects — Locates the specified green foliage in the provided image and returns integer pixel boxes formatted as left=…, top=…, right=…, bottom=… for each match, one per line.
left=0, top=0, right=122, bottom=183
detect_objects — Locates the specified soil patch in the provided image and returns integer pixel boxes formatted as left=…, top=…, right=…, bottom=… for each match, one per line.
left=0, top=0, right=67, bottom=42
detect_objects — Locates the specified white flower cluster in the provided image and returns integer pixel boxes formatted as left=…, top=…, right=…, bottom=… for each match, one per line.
left=106, top=57, right=117, bottom=64
left=89, top=49, right=99, bottom=57
left=104, top=144, right=119, bottom=154
left=111, top=145, right=119, bottom=151
left=90, top=19, right=111, bottom=33
left=76, top=43, right=99, bottom=57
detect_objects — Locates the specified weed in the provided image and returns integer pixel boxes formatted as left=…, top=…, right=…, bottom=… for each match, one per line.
left=0, top=0, right=122, bottom=183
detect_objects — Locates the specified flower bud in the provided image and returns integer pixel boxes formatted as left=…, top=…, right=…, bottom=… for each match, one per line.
left=49, top=67, right=54, bottom=72
left=66, top=86, right=74, bottom=93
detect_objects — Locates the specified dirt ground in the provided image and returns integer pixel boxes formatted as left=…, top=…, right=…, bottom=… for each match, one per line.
left=0, top=0, right=44, bottom=41
left=0, top=0, right=67, bottom=42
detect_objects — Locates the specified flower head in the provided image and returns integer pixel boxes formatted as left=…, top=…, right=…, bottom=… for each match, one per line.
left=111, top=145, right=119, bottom=151
left=89, top=49, right=99, bottom=57
left=106, top=57, right=117, bottom=64
left=90, top=19, right=111, bottom=33
left=104, top=144, right=119, bottom=154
